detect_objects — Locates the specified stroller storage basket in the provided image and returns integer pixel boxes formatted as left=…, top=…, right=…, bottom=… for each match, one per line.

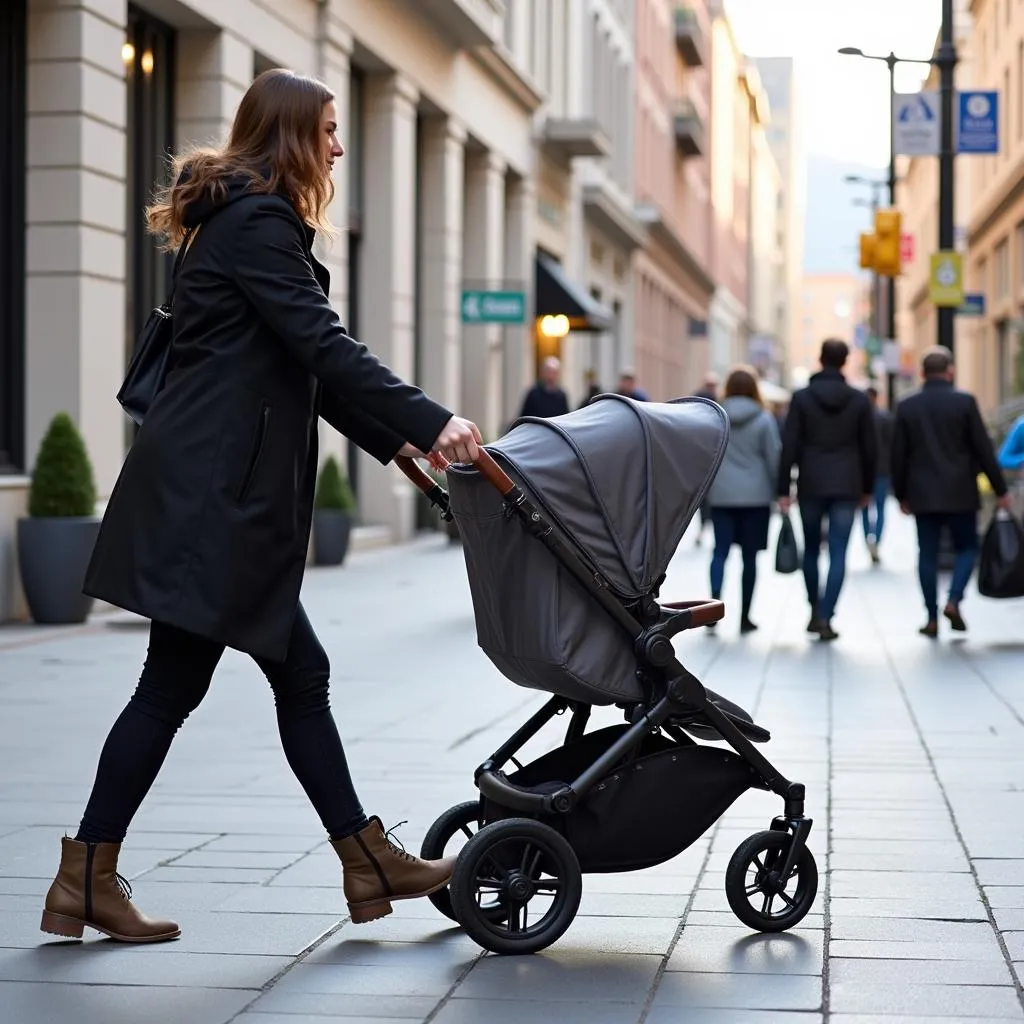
left=482, top=724, right=756, bottom=873
left=445, top=397, right=728, bottom=706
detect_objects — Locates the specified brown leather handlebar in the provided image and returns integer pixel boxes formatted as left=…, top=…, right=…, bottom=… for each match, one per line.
left=393, top=449, right=517, bottom=497
left=663, top=599, right=725, bottom=627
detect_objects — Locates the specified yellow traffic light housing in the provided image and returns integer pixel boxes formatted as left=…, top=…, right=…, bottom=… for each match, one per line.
left=859, top=232, right=876, bottom=270
left=874, top=208, right=902, bottom=277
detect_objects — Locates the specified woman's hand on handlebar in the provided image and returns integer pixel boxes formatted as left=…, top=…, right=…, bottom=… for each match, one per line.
left=432, top=416, right=483, bottom=464
left=397, top=443, right=448, bottom=471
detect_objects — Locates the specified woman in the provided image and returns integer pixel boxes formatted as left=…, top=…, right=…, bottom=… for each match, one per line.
left=40, top=69, right=481, bottom=944
left=706, top=367, right=781, bottom=634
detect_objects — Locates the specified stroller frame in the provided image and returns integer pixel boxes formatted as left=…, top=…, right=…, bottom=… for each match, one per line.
left=397, top=451, right=815, bottom=951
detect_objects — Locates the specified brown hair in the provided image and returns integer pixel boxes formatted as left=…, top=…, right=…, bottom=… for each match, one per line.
left=724, top=365, right=763, bottom=407
left=147, top=68, right=336, bottom=251
left=922, top=345, right=953, bottom=377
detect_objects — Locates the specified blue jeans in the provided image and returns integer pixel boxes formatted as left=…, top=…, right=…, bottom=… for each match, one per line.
left=916, top=512, right=979, bottom=620
left=861, top=476, right=890, bottom=542
left=799, top=498, right=858, bottom=622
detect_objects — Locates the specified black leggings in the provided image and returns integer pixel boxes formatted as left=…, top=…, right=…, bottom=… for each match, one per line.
left=75, top=603, right=368, bottom=844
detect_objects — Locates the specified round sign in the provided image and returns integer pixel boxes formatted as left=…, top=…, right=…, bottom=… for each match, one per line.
left=966, top=94, right=991, bottom=118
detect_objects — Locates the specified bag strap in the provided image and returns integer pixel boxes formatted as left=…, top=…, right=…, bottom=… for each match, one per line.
left=165, top=226, right=200, bottom=309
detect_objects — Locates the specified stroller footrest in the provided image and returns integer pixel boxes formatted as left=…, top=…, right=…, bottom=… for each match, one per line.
left=477, top=770, right=572, bottom=814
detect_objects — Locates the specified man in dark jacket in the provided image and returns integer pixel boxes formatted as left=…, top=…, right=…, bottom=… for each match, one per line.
left=518, top=356, right=570, bottom=418
left=777, top=339, right=876, bottom=640
left=892, top=346, right=1010, bottom=636
left=861, top=386, right=894, bottom=564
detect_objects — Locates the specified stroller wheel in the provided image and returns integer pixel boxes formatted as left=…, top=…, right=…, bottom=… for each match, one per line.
left=725, top=830, right=818, bottom=933
left=420, top=801, right=506, bottom=924
left=449, top=817, right=582, bottom=955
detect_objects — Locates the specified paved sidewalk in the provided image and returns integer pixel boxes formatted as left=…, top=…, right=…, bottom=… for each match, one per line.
left=1, top=505, right=1023, bottom=1023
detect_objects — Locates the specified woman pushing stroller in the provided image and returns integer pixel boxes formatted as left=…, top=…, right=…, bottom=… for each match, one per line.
left=40, top=68, right=481, bottom=945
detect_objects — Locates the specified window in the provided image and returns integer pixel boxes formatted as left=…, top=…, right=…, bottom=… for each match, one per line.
left=124, top=2, right=176, bottom=445
left=254, top=52, right=278, bottom=77
left=0, top=0, right=26, bottom=471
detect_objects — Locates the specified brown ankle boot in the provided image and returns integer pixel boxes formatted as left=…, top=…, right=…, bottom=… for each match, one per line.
left=331, top=817, right=455, bottom=924
left=40, top=837, right=180, bottom=943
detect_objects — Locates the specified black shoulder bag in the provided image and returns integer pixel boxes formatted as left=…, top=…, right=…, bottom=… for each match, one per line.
left=117, top=226, right=198, bottom=426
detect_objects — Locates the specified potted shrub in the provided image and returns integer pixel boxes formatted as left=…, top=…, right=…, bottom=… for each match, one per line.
left=313, top=455, right=356, bottom=565
left=16, top=412, right=101, bottom=624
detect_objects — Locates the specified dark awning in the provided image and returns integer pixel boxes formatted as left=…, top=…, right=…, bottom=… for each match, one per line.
left=534, top=252, right=613, bottom=332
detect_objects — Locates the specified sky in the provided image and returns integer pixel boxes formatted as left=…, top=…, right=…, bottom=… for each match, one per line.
left=725, top=0, right=944, bottom=168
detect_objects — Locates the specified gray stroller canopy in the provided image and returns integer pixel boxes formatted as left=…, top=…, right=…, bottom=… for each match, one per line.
left=445, top=395, right=729, bottom=706
left=486, top=395, right=728, bottom=598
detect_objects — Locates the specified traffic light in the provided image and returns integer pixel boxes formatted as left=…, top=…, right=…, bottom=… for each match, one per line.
left=859, top=232, right=876, bottom=270
left=873, top=208, right=902, bottom=277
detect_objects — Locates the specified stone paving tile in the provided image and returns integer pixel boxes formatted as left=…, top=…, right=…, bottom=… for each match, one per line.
left=830, top=917, right=996, bottom=942
left=0, top=981, right=254, bottom=1024
left=829, top=981, right=1024, bottom=1018
left=644, top=1013, right=821, bottom=1024
left=431, top=999, right=644, bottom=1024
left=667, top=925, right=823, bottom=975
left=987, top=887, right=1024, bottom=909
left=828, top=938, right=1005, bottom=961
left=975, top=860, right=1024, bottom=885
left=247, top=991, right=439, bottom=1018
left=237, top=1016, right=418, bottom=1024
left=454, top=950, right=661, bottom=1003
left=829, top=956, right=1017, bottom=986
left=648, top=971, right=821, bottom=1010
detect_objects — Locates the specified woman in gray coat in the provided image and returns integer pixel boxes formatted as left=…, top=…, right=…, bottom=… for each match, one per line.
left=706, top=367, right=782, bottom=633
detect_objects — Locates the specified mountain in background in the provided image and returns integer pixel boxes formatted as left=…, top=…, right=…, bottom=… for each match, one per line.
left=803, top=155, right=889, bottom=274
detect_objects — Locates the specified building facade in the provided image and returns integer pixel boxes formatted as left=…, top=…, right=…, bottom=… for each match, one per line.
left=795, top=272, right=871, bottom=385
left=0, top=0, right=545, bottom=619
left=753, top=56, right=803, bottom=388
left=632, top=0, right=715, bottom=400
left=706, top=9, right=753, bottom=376
left=963, top=0, right=1024, bottom=410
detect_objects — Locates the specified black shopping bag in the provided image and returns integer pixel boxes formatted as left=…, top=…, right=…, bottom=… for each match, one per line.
left=978, top=510, right=1024, bottom=598
left=775, top=511, right=801, bottom=574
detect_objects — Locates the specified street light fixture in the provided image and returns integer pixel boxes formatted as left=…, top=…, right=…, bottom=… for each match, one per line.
left=838, top=46, right=939, bottom=406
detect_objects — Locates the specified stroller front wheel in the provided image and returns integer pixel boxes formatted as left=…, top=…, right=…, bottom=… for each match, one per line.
left=725, top=830, right=818, bottom=933
left=449, top=817, right=582, bottom=955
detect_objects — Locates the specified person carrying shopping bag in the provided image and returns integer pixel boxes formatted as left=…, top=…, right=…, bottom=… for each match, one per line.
left=40, top=68, right=482, bottom=945
left=706, top=367, right=781, bottom=634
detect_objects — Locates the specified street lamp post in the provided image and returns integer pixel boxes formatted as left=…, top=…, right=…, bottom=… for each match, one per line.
left=839, top=45, right=941, bottom=399
left=847, top=176, right=889, bottom=398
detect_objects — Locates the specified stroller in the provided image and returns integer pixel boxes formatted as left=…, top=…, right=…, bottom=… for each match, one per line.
left=396, top=395, right=817, bottom=956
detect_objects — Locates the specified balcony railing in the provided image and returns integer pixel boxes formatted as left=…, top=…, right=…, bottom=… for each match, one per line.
left=673, top=7, right=705, bottom=67
left=673, top=99, right=705, bottom=157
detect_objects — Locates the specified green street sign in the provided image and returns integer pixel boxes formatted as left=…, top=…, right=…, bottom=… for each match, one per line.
left=865, top=335, right=883, bottom=358
left=461, top=289, right=526, bottom=324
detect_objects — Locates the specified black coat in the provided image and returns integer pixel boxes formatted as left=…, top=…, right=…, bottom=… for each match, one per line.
left=891, top=379, right=1007, bottom=514
left=519, top=384, right=569, bottom=419
left=777, top=370, right=876, bottom=501
left=84, top=175, right=452, bottom=662
left=872, top=406, right=895, bottom=478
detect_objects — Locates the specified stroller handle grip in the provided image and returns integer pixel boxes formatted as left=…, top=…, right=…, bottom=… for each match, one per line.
left=662, top=599, right=725, bottom=627
left=393, top=450, right=517, bottom=497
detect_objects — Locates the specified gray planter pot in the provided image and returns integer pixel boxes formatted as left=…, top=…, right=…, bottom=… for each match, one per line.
left=313, top=510, right=352, bottom=566
left=17, top=516, right=101, bottom=624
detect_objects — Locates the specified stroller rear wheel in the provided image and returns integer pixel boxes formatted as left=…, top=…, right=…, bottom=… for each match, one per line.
left=449, top=817, right=582, bottom=955
left=725, top=830, right=818, bottom=932
left=420, top=801, right=506, bottom=924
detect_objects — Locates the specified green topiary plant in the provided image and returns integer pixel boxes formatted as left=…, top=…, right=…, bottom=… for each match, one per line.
left=313, top=455, right=356, bottom=513
left=27, top=412, right=97, bottom=518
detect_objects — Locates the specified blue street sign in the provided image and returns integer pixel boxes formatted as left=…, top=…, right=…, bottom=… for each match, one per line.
left=957, top=293, right=986, bottom=317
left=958, top=91, right=999, bottom=154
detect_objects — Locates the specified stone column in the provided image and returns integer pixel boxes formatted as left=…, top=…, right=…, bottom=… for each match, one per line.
left=461, top=150, right=506, bottom=441
left=175, top=30, right=252, bottom=150
left=503, top=174, right=535, bottom=426
left=25, top=0, right=127, bottom=492
left=314, top=20, right=352, bottom=472
left=418, top=116, right=466, bottom=415
left=358, top=72, right=418, bottom=541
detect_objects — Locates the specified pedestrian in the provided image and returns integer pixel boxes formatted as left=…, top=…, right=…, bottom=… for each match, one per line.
left=891, top=346, right=1010, bottom=637
left=40, top=68, right=482, bottom=945
left=616, top=367, right=651, bottom=401
left=706, top=367, right=781, bottom=634
left=519, top=355, right=570, bottom=418
left=578, top=367, right=602, bottom=409
left=861, top=385, right=894, bottom=565
left=777, top=339, right=876, bottom=641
